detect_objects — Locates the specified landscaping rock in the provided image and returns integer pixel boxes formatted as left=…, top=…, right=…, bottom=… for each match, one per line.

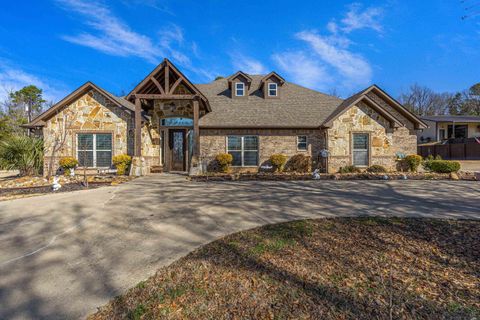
left=450, top=172, right=459, bottom=180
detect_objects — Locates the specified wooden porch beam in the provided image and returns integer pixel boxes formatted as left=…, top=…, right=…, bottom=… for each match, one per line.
left=169, top=77, right=183, bottom=94
left=134, top=98, right=142, bottom=157
left=150, top=77, right=165, bottom=95
left=165, top=64, right=170, bottom=93
left=133, top=94, right=197, bottom=100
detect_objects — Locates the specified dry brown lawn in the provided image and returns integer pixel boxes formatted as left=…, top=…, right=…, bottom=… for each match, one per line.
left=89, top=217, right=480, bottom=320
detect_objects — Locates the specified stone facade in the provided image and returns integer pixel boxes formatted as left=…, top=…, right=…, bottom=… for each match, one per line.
left=327, top=101, right=417, bottom=173
left=42, top=89, right=134, bottom=175
left=199, top=129, right=325, bottom=172
left=40, top=87, right=419, bottom=176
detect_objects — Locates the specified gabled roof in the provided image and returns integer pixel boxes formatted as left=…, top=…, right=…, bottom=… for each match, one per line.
left=25, top=81, right=138, bottom=128
left=197, top=74, right=342, bottom=128
left=227, top=71, right=253, bottom=85
left=126, top=58, right=210, bottom=112
left=322, top=85, right=428, bottom=129
left=260, top=71, right=286, bottom=85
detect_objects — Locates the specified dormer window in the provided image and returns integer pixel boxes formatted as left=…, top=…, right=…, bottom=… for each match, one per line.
left=260, top=71, right=285, bottom=99
left=235, top=82, right=245, bottom=96
left=268, top=83, right=278, bottom=97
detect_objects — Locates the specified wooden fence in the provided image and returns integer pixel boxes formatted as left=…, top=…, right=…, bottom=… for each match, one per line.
left=418, top=142, right=480, bottom=160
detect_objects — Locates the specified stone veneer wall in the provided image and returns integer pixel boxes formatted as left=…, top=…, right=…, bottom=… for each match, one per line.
left=199, top=128, right=325, bottom=172
left=327, top=101, right=417, bottom=173
left=42, top=89, right=134, bottom=175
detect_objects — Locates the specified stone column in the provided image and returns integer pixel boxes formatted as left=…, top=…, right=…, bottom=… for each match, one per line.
left=134, top=98, right=142, bottom=157
left=190, top=99, right=200, bottom=174
left=131, top=97, right=146, bottom=176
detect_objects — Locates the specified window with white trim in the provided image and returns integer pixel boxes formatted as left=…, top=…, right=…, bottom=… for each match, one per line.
left=268, top=83, right=278, bottom=96
left=77, top=133, right=112, bottom=167
left=227, top=136, right=258, bottom=166
left=235, top=82, right=245, bottom=96
left=297, top=135, right=307, bottom=151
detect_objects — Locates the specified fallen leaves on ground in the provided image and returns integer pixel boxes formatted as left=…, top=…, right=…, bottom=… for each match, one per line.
left=88, top=217, right=480, bottom=320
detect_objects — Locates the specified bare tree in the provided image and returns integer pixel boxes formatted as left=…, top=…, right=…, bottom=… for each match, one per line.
left=398, top=84, right=451, bottom=116
left=45, top=109, right=78, bottom=179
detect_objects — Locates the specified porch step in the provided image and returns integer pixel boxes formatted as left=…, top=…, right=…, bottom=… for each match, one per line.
left=150, top=165, right=164, bottom=173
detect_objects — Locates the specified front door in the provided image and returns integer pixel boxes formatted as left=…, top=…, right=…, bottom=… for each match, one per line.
left=169, top=129, right=186, bottom=171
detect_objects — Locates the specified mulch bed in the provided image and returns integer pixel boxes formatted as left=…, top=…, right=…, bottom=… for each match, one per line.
left=190, top=172, right=478, bottom=182
left=0, top=182, right=111, bottom=198
left=89, top=217, right=480, bottom=320
left=0, top=175, right=134, bottom=201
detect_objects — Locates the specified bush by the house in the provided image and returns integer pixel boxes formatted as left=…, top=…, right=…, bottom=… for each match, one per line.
left=285, top=154, right=311, bottom=173
left=59, top=157, right=79, bottom=175
left=215, top=153, right=233, bottom=173
left=112, top=154, right=132, bottom=175
left=269, top=154, right=287, bottom=172
left=423, top=155, right=443, bottom=171
left=338, top=165, right=361, bottom=174
left=427, top=160, right=461, bottom=173
left=0, top=135, right=43, bottom=176
left=404, top=154, right=422, bottom=172
left=366, top=164, right=387, bottom=173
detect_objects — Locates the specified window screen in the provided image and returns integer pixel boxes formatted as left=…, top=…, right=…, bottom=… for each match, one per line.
left=352, top=133, right=369, bottom=166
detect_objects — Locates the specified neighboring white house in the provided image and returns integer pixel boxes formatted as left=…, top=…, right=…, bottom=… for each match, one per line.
left=418, top=115, right=480, bottom=143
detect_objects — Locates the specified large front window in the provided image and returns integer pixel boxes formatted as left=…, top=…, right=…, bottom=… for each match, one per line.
left=77, top=133, right=112, bottom=167
left=227, top=136, right=258, bottom=166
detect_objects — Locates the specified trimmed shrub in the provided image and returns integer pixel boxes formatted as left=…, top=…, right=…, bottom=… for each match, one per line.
left=285, top=154, right=312, bottom=173
left=0, top=136, right=44, bottom=176
left=428, top=160, right=461, bottom=173
left=113, top=154, right=132, bottom=175
left=59, top=157, right=79, bottom=175
left=215, top=153, right=233, bottom=173
left=339, top=165, right=361, bottom=174
left=404, top=154, right=422, bottom=172
left=423, top=155, right=443, bottom=171
left=366, top=165, right=387, bottom=173
left=269, top=154, right=287, bottom=172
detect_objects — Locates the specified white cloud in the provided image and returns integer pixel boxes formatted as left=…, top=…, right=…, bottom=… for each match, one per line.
left=230, top=53, right=267, bottom=74
left=272, top=3, right=383, bottom=92
left=120, top=0, right=173, bottom=14
left=272, top=52, right=331, bottom=90
left=57, top=0, right=160, bottom=63
left=0, top=63, right=67, bottom=103
left=341, top=3, right=384, bottom=33
left=56, top=0, right=212, bottom=79
left=296, top=31, right=372, bottom=87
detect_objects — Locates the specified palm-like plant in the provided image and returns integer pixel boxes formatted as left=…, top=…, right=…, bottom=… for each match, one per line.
left=0, top=136, right=43, bottom=176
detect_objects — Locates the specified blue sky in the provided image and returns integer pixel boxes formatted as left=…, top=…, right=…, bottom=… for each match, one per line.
left=0, top=0, right=479, bottom=102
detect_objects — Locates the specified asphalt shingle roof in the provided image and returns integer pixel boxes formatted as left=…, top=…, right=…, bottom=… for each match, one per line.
left=196, top=75, right=343, bottom=128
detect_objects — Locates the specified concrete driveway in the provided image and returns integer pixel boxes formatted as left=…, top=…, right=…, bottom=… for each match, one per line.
left=1, top=175, right=479, bottom=319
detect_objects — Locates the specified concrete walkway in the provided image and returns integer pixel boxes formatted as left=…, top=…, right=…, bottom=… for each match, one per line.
left=0, top=175, right=479, bottom=319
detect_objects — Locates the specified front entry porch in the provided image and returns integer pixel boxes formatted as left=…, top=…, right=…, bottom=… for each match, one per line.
left=125, top=58, right=211, bottom=175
